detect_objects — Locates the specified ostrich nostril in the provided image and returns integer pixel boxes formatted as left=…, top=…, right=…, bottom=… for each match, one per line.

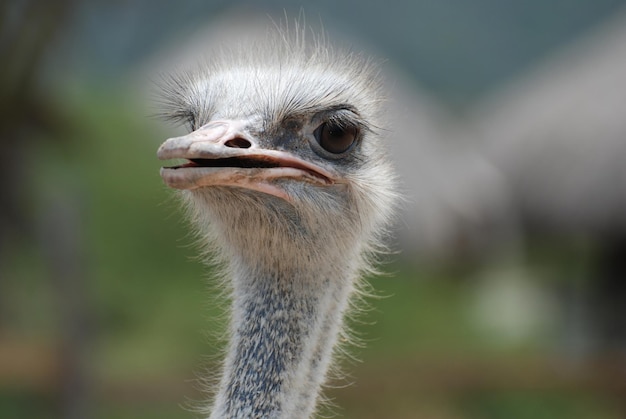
left=225, top=138, right=252, bottom=148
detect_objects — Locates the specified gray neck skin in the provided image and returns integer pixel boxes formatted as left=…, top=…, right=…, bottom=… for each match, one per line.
left=209, top=261, right=355, bottom=419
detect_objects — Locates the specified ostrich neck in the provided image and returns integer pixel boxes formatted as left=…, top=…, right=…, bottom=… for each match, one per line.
left=209, top=259, right=356, bottom=419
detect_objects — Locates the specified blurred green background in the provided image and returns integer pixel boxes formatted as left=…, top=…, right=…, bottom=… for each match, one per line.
left=2, top=1, right=626, bottom=418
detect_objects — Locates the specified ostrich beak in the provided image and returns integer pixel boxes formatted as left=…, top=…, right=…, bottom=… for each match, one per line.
left=157, top=120, right=337, bottom=199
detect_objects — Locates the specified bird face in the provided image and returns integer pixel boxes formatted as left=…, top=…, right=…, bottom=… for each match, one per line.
left=157, top=44, right=396, bottom=268
left=157, top=108, right=364, bottom=203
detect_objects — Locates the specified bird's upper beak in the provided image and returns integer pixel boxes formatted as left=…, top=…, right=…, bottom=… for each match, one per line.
left=157, top=120, right=337, bottom=200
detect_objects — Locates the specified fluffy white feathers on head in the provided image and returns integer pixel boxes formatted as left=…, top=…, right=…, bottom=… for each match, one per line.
left=158, top=27, right=397, bottom=276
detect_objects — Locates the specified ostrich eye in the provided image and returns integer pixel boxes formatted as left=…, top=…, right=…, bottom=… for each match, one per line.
left=314, top=122, right=358, bottom=154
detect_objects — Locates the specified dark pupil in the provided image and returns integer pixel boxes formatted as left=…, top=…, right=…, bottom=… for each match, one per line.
left=319, top=123, right=357, bottom=154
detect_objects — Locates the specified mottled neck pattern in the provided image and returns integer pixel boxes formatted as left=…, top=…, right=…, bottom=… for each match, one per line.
left=209, top=264, right=354, bottom=419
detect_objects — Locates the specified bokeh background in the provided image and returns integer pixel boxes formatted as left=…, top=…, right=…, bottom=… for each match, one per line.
left=2, top=1, right=626, bottom=418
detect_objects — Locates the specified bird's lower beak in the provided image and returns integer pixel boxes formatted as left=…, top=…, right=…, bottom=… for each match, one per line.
left=157, top=120, right=337, bottom=200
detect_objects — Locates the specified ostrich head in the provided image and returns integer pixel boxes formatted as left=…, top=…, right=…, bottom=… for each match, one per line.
left=157, top=30, right=396, bottom=418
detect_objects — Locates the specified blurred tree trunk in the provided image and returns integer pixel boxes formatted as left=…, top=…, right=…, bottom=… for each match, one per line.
left=0, top=2, right=94, bottom=419
left=0, top=0, right=73, bottom=329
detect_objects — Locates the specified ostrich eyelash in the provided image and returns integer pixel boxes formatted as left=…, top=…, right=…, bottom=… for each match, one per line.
left=318, top=108, right=371, bottom=134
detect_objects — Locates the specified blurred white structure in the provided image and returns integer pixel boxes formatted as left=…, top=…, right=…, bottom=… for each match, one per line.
left=396, top=5, right=626, bottom=261
left=470, top=8, right=626, bottom=235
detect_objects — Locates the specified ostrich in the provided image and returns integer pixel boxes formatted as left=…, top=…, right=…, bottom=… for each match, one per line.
left=156, top=29, right=396, bottom=418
